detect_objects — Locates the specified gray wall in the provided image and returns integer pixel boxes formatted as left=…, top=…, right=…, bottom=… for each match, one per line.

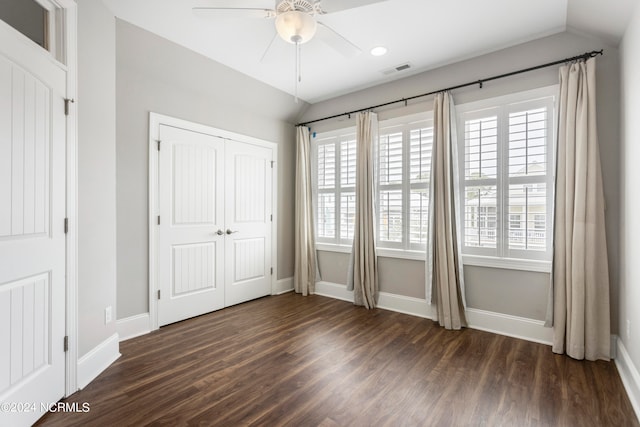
left=77, top=0, right=118, bottom=357
left=619, top=1, right=640, bottom=384
left=317, top=252, right=548, bottom=319
left=306, top=31, right=620, bottom=325
left=115, top=20, right=304, bottom=319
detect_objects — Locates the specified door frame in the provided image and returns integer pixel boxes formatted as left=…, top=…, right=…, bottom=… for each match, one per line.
left=0, top=0, right=78, bottom=397
left=148, top=112, right=279, bottom=331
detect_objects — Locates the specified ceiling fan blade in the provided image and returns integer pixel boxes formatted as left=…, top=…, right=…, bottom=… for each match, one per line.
left=192, top=7, right=275, bottom=19
left=316, top=21, right=362, bottom=58
left=260, top=31, right=280, bottom=63
left=316, top=0, right=388, bottom=14
left=193, top=0, right=274, bottom=8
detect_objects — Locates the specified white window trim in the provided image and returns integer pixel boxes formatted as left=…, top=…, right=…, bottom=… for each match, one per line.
left=313, top=127, right=357, bottom=245
left=316, top=243, right=426, bottom=261
left=377, top=112, right=433, bottom=252
left=462, top=255, right=552, bottom=273
left=312, top=112, right=433, bottom=261
left=456, top=85, right=557, bottom=271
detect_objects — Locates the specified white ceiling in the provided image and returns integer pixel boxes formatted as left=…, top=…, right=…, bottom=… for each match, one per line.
left=102, top=0, right=637, bottom=103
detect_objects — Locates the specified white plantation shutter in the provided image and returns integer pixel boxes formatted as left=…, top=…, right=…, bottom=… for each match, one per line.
left=378, top=132, right=403, bottom=246
left=458, top=89, right=554, bottom=261
left=316, top=143, right=336, bottom=240
left=506, top=100, right=553, bottom=259
left=462, top=112, right=499, bottom=254
left=314, top=114, right=434, bottom=254
left=377, top=117, right=433, bottom=251
left=340, top=139, right=356, bottom=186
left=314, top=132, right=357, bottom=245
left=317, top=143, right=335, bottom=189
left=409, top=127, right=432, bottom=247
left=340, top=140, right=356, bottom=242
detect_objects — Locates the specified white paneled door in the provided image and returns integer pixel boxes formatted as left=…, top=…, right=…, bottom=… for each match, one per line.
left=224, top=142, right=272, bottom=307
left=0, top=24, right=67, bottom=427
left=157, top=125, right=272, bottom=326
left=158, top=125, right=226, bottom=326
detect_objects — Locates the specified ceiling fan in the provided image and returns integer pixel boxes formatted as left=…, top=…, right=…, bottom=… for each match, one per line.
left=193, top=0, right=388, bottom=101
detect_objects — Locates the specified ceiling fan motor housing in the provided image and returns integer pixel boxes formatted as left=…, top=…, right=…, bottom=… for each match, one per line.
left=276, top=0, right=317, bottom=14
left=275, top=7, right=318, bottom=44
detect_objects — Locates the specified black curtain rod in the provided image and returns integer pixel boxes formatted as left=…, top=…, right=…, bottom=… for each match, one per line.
left=297, top=49, right=604, bottom=127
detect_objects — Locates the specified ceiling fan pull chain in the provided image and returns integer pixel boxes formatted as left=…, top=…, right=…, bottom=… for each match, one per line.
left=294, top=41, right=300, bottom=103
left=298, top=42, right=302, bottom=83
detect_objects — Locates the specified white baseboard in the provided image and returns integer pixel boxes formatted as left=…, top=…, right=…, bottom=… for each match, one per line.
left=615, top=337, right=640, bottom=421
left=315, top=281, right=354, bottom=302
left=274, top=277, right=294, bottom=295
left=315, top=281, right=436, bottom=319
left=314, top=280, right=554, bottom=345
left=117, top=313, right=151, bottom=342
left=377, top=291, right=433, bottom=319
left=465, top=308, right=552, bottom=345
left=77, top=333, right=121, bottom=390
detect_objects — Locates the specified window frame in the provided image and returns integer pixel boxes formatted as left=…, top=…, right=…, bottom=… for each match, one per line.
left=312, top=112, right=433, bottom=260
left=376, top=113, right=434, bottom=255
left=313, top=128, right=357, bottom=249
left=456, top=86, right=557, bottom=272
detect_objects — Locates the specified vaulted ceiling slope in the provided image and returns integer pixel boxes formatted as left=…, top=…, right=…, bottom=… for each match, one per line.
left=102, top=0, right=637, bottom=103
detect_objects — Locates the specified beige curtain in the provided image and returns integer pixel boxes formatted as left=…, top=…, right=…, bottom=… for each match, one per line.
left=551, top=58, right=610, bottom=361
left=347, top=112, right=379, bottom=308
left=430, top=92, right=467, bottom=330
left=294, top=126, right=317, bottom=296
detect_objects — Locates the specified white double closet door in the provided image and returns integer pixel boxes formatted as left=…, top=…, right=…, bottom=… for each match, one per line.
left=157, top=124, right=273, bottom=327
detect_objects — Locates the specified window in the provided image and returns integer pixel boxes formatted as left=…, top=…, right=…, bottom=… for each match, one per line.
left=312, top=113, right=432, bottom=258
left=458, top=87, right=555, bottom=265
left=378, top=115, right=433, bottom=252
left=315, top=130, right=357, bottom=246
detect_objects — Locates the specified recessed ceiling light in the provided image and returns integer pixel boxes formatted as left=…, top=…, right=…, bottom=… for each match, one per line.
left=370, top=46, right=387, bottom=57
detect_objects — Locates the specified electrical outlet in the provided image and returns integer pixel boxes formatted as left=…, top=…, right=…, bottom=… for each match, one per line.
left=627, top=320, right=631, bottom=340
left=105, top=306, right=112, bottom=325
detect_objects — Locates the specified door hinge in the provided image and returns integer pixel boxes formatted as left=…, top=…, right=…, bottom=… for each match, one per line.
left=64, top=218, right=68, bottom=234
left=64, top=98, right=74, bottom=116
left=157, top=140, right=161, bottom=151
left=270, top=214, right=273, bottom=222
left=63, top=336, right=68, bottom=352
left=157, top=290, right=161, bottom=300
left=270, top=161, right=274, bottom=169
left=270, top=267, right=273, bottom=275
left=157, top=215, right=160, bottom=225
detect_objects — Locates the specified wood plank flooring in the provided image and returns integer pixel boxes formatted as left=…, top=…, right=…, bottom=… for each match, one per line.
left=37, top=293, right=638, bottom=426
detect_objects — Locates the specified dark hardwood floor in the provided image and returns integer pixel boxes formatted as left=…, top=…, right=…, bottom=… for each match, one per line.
left=37, top=293, right=638, bottom=426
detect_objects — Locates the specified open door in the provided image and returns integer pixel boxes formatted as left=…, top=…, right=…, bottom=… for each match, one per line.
left=0, top=18, right=67, bottom=427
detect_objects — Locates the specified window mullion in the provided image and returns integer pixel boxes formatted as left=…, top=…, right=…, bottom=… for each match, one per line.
left=498, top=105, right=507, bottom=258
left=402, top=126, right=410, bottom=250
left=334, top=140, right=341, bottom=244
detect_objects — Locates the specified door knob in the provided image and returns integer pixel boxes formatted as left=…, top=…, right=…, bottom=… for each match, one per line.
left=226, top=229, right=239, bottom=235
left=215, top=229, right=224, bottom=236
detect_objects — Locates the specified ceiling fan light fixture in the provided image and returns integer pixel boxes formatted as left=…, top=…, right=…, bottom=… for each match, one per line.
left=275, top=10, right=317, bottom=44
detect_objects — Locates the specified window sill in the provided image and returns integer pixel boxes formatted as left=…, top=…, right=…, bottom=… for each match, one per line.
left=316, top=243, right=351, bottom=254
left=315, top=244, right=425, bottom=261
left=462, top=255, right=551, bottom=273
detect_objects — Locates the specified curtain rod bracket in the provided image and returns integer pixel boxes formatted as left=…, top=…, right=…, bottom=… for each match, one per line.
left=478, top=80, right=483, bottom=89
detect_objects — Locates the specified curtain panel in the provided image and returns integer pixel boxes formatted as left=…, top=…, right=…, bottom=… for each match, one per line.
left=294, top=126, right=317, bottom=296
left=347, top=111, right=379, bottom=308
left=551, top=58, right=610, bottom=361
left=430, top=92, right=467, bottom=330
